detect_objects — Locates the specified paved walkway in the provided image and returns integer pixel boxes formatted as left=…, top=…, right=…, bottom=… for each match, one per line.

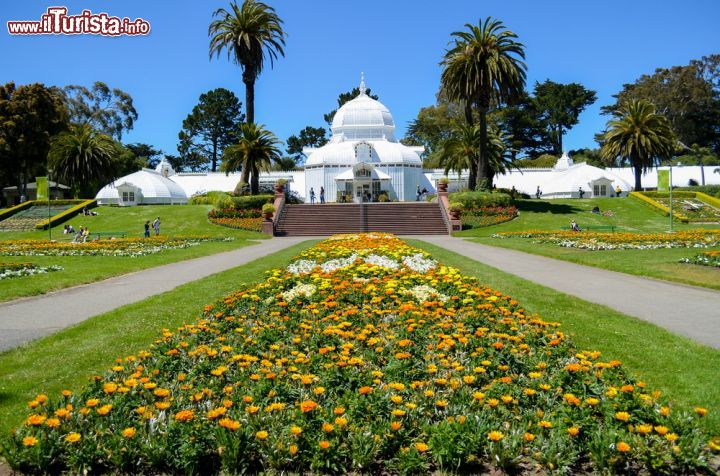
left=0, top=237, right=312, bottom=353
left=417, top=236, right=720, bottom=349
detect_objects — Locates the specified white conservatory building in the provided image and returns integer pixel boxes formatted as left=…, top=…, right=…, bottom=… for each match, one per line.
left=95, top=160, right=188, bottom=206
left=303, top=76, right=425, bottom=202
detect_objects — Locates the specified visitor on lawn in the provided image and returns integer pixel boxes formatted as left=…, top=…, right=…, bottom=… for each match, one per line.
left=73, top=226, right=84, bottom=243
left=579, top=187, right=585, bottom=198
left=616, top=185, right=622, bottom=197
left=571, top=220, right=581, bottom=232
left=309, top=187, right=315, bottom=204
left=536, top=186, right=542, bottom=199
left=82, top=227, right=90, bottom=242
left=320, top=186, right=325, bottom=204
left=144, top=220, right=150, bottom=238
left=153, top=217, right=161, bottom=236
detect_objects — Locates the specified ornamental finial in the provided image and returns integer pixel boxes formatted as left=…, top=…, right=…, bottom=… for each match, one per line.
left=359, top=72, right=366, bottom=95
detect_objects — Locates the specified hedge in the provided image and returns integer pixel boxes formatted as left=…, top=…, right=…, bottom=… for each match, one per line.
left=448, top=191, right=513, bottom=208
left=697, top=192, right=720, bottom=210
left=35, top=199, right=97, bottom=230
left=0, top=201, right=34, bottom=221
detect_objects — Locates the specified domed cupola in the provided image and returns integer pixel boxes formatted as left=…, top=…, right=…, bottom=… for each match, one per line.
left=330, top=74, right=396, bottom=142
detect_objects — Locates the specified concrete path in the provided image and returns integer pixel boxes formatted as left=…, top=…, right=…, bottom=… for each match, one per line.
left=417, top=236, right=720, bottom=349
left=0, top=237, right=312, bottom=353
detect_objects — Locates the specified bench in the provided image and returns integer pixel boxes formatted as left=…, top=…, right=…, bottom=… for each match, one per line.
left=560, top=225, right=617, bottom=233
left=90, top=231, right=128, bottom=239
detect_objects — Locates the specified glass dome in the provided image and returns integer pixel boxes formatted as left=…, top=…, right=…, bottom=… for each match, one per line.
left=330, top=77, right=396, bottom=142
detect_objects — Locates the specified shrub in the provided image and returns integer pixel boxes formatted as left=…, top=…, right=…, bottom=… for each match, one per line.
left=448, top=202, right=463, bottom=212
left=378, top=193, right=390, bottom=202
left=677, top=185, right=720, bottom=196
left=261, top=203, right=276, bottom=214
left=449, top=191, right=512, bottom=208
left=189, top=191, right=230, bottom=206
left=230, top=195, right=274, bottom=210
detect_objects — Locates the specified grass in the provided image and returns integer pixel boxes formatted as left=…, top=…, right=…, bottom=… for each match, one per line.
left=0, top=240, right=316, bottom=437
left=456, top=198, right=720, bottom=290
left=0, top=205, right=267, bottom=302
left=409, top=239, right=720, bottom=435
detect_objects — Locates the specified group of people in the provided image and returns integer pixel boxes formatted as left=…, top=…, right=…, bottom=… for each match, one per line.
left=144, top=217, right=161, bottom=238
left=308, top=187, right=326, bottom=204
left=416, top=185, right=429, bottom=201
left=73, top=226, right=91, bottom=242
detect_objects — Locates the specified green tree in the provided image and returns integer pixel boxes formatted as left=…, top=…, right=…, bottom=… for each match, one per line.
left=62, top=81, right=137, bottom=140
left=0, top=82, right=68, bottom=200
left=179, top=88, right=244, bottom=172
left=600, top=99, right=676, bottom=190
left=48, top=123, right=118, bottom=197
left=220, top=123, right=282, bottom=194
left=602, top=55, right=720, bottom=153
left=324, top=87, right=379, bottom=126
left=209, top=0, right=286, bottom=124
left=125, top=143, right=162, bottom=168
left=495, top=91, right=548, bottom=160
left=441, top=17, right=527, bottom=190
left=286, top=126, right=328, bottom=164
left=533, top=80, right=596, bottom=154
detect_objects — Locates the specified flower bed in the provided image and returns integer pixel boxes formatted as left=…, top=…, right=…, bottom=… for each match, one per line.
left=0, top=262, right=63, bottom=280
left=493, top=230, right=720, bottom=250
left=0, top=236, right=232, bottom=258
left=651, top=197, right=720, bottom=223
left=680, top=250, right=720, bottom=268
left=208, top=208, right=263, bottom=232
left=462, top=206, right=518, bottom=229
left=209, top=216, right=263, bottom=232
left=3, top=234, right=717, bottom=474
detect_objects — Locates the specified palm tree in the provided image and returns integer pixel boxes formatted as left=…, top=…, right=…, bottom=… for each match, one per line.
left=221, top=123, right=282, bottom=194
left=441, top=17, right=526, bottom=190
left=439, top=123, right=513, bottom=188
left=209, top=0, right=286, bottom=124
left=601, top=99, right=676, bottom=191
left=48, top=123, right=117, bottom=197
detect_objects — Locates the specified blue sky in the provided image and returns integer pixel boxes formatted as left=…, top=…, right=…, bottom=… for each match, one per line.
left=2, top=0, right=718, bottom=157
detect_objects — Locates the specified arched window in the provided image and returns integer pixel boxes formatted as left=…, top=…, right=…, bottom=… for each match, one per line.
left=355, top=168, right=371, bottom=178
left=355, top=142, right=372, bottom=162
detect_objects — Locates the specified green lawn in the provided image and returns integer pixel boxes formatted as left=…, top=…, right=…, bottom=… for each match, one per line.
left=456, top=197, right=720, bottom=290
left=0, top=240, right=316, bottom=437
left=0, top=205, right=267, bottom=302
left=410, top=240, right=720, bottom=435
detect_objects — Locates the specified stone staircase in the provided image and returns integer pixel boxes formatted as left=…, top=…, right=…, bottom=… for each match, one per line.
left=275, top=202, right=449, bottom=236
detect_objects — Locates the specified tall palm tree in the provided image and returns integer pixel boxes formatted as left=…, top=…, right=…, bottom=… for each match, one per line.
left=209, top=0, right=286, bottom=124
left=221, top=123, right=282, bottom=195
left=601, top=99, right=676, bottom=191
left=48, top=123, right=117, bottom=197
left=441, top=17, right=526, bottom=190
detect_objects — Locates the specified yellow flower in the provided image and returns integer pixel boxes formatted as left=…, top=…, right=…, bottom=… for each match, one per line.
left=665, top=433, right=679, bottom=442
left=390, top=395, right=403, bottom=404
left=615, top=411, right=630, bottom=422
left=65, top=432, right=81, bottom=443
left=219, top=418, right=241, bottom=431
left=322, top=423, right=335, bottom=433
left=313, top=386, right=326, bottom=395
left=86, top=398, right=99, bottom=407
left=291, top=425, right=303, bottom=435
left=567, top=427, right=580, bottom=437
left=289, top=444, right=299, bottom=455
left=22, top=436, right=38, bottom=447
left=122, top=427, right=137, bottom=438
left=488, top=431, right=504, bottom=442
left=26, top=415, right=46, bottom=426
left=584, top=397, right=600, bottom=406
left=45, top=418, right=61, bottom=428
left=636, top=424, right=653, bottom=435
left=256, top=430, right=269, bottom=440
left=97, top=404, right=112, bottom=416
left=695, top=407, right=708, bottom=417
left=333, top=406, right=345, bottom=415
left=524, top=432, right=535, bottom=442
left=654, top=425, right=669, bottom=436
left=414, top=442, right=429, bottom=452
left=334, top=417, right=348, bottom=428
left=538, top=420, right=553, bottom=429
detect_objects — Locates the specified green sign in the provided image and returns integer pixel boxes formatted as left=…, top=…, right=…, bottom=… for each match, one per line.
left=657, top=169, right=669, bottom=192
left=36, top=176, right=48, bottom=200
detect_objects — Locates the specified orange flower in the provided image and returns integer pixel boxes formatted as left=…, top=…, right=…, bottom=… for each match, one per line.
left=616, top=442, right=631, bottom=453
left=358, top=386, right=373, bottom=395
left=695, top=407, right=708, bottom=417
left=524, top=432, right=535, bottom=442
left=414, top=442, right=429, bottom=452
left=300, top=400, right=318, bottom=413
left=121, top=427, right=137, bottom=438
left=567, top=427, right=580, bottom=437
left=22, top=436, right=38, bottom=447
left=26, top=415, right=46, bottom=426
left=319, top=440, right=331, bottom=449
left=174, top=410, right=194, bottom=422
left=391, top=421, right=402, bottom=431
left=219, top=418, right=241, bottom=431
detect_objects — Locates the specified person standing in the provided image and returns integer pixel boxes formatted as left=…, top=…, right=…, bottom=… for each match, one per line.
left=536, top=186, right=542, bottom=199
left=309, top=188, right=316, bottom=204
left=416, top=185, right=421, bottom=201
left=320, top=186, right=325, bottom=204
left=578, top=187, right=585, bottom=199
left=615, top=185, right=622, bottom=197
left=153, top=217, right=161, bottom=236
left=144, top=220, right=150, bottom=238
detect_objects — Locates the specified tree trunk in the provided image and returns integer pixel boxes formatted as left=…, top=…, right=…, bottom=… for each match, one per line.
left=464, top=102, right=476, bottom=191
left=243, top=69, right=255, bottom=125
left=211, top=140, right=218, bottom=172
left=477, top=102, right=489, bottom=191
left=239, top=160, right=249, bottom=190
left=557, top=125, right=563, bottom=154
left=633, top=163, right=643, bottom=191
left=250, top=163, right=259, bottom=195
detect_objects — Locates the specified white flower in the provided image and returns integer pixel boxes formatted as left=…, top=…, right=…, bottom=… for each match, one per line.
left=280, top=283, right=317, bottom=302
left=287, top=259, right=317, bottom=275
left=364, top=254, right=400, bottom=269
left=402, top=253, right=437, bottom=273
left=402, top=284, right=448, bottom=303
left=320, top=254, right=357, bottom=273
